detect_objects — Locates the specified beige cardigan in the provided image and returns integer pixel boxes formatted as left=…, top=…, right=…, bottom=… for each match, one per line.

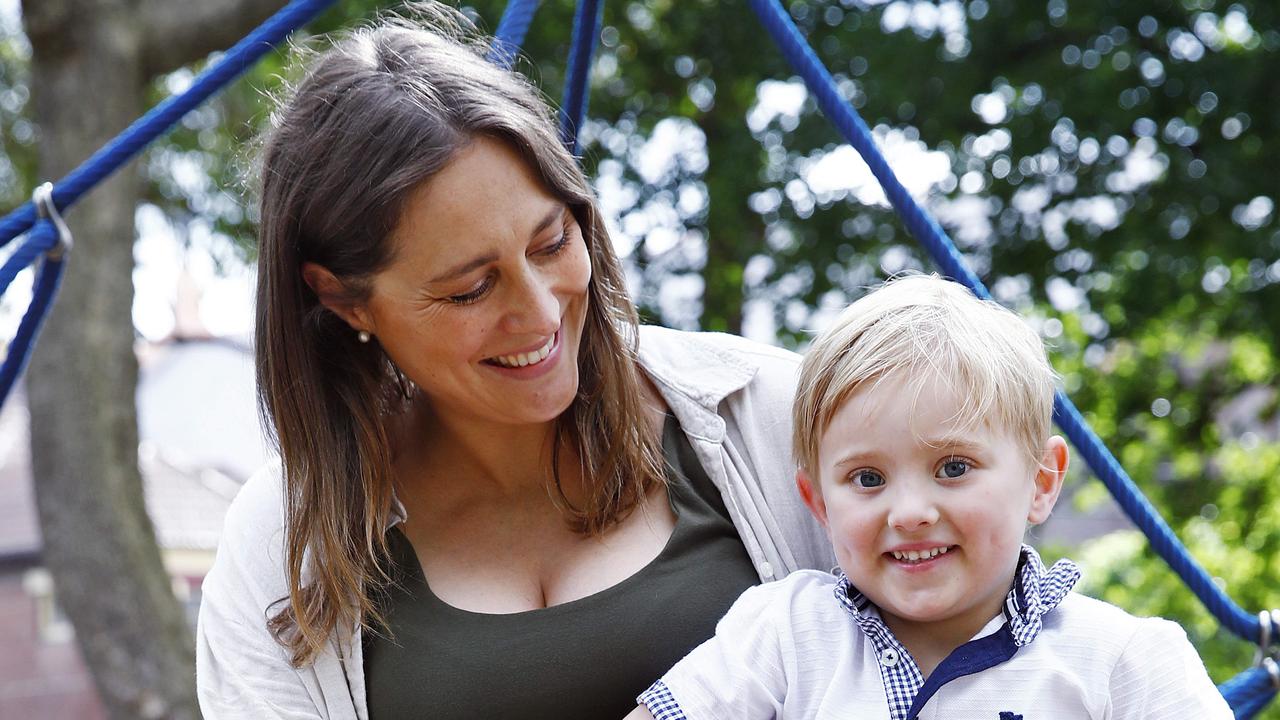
left=196, top=326, right=835, bottom=719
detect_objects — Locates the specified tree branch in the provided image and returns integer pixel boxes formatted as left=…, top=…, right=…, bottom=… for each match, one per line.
left=138, top=0, right=285, bottom=78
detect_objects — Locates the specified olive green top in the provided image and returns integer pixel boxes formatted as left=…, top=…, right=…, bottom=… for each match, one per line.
left=363, top=415, right=760, bottom=720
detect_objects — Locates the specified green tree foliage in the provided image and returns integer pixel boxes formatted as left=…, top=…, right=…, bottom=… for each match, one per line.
left=1044, top=306, right=1279, bottom=713
left=562, top=1, right=1278, bottom=343
left=0, top=11, right=33, bottom=210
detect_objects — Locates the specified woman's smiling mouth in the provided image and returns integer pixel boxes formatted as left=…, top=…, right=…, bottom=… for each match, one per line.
left=486, top=331, right=559, bottom=369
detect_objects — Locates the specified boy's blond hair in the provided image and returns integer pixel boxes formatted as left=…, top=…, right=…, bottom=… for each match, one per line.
left=793, top=274, right=1057, bottom=479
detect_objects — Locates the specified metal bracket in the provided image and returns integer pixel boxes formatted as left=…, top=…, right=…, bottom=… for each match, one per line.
left=1264, top=657, right=1280, bottom=691
left=1254, top=609, right=1280, bottom=669
left=32, top=182, right=72, bottom=261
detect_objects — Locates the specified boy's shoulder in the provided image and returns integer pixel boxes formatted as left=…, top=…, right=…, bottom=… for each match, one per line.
left=1026, top=591, right=1232, bottom=717
left=762, top=568, right=844, bottom=598
left=725, top=569, right=845, bottom=620
left=1038, top=590, right=1197, bottom=661
left=711, top=569, right=857, bottom=657
left=1050, top=591, right=1171, bottom=632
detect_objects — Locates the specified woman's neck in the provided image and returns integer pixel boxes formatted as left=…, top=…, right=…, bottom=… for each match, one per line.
left=394, top=396, right=570, bottom=499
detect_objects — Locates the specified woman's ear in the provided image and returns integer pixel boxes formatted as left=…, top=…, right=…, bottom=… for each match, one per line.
left=1028, top=435, right=1069, bottom=525
left=797, top=469, right=829, bottom=528
left=301, top=262, right=371, bottom=333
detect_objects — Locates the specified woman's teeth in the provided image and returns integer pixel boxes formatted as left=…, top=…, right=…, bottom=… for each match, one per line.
left=891, top=546, right=951, bottom=563
left=491, top=334, right=555, bottom=368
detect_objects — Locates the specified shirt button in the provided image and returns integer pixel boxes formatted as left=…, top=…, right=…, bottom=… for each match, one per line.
left=760, top=562, right=774, bottom=579
left=879, top=648, right=899, bottom=667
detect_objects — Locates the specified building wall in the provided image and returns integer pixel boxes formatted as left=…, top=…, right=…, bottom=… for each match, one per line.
left=0, top=569, right=106, bottom=720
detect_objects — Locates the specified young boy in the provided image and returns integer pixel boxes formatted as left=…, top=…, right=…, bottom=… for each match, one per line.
left=626, top=275, right=1231, bottom=719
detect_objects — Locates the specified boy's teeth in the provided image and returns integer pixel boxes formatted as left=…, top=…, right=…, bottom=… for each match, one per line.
left=492, top=335, right=555, bottom=368
left=891, top=546, right=951, bottom=563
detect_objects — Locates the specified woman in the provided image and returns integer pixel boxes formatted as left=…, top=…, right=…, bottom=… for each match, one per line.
left=196, top=6, right=834, bottom=718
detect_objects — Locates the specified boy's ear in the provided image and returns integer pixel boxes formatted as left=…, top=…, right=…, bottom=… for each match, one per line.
left=301, top=262, right=372, bottom=333
left=796, top=469, right=829, bottom=528
left=1028, top=435, right=1069, bottom=525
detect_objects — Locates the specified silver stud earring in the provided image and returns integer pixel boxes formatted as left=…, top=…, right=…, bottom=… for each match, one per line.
left=357, top=330, right=371, bottom=343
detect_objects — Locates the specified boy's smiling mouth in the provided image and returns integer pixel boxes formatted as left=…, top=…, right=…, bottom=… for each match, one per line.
left=888, top=545, right=955, bottom=564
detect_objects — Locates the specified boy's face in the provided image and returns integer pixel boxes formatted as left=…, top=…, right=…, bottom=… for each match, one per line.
left=798, top=372, right=1066, bottom=644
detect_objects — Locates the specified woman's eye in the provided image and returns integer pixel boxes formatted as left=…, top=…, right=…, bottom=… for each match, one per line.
left=542, top=231, right=570, bottom=256
left=937, top=459, right=969, bottom=479
left=447, top=277, right=493, bottom=305
left=852, top=470, right=885, bottom=489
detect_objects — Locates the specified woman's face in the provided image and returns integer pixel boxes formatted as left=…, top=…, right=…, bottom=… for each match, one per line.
left=356, top=137, right=592, bottom=430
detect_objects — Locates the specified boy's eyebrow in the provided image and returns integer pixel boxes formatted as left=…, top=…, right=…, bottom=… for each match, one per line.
left=918, top=436, right=984, bottom=453
left=425, top=205, right=565, bottom=284
left=830, top=449, right=880, bottom=468
left=829, top=439, right=985, bottom=468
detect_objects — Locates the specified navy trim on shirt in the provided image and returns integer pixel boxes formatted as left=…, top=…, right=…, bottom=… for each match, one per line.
left=905, top=624, right=1020, bottom=719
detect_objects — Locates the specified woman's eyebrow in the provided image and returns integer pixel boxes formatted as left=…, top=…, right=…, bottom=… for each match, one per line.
left=529, top=204, right=566, bottom=237
left=424, top=205, right=566, bottom=284
left=426, top=252, right=498, bottom=285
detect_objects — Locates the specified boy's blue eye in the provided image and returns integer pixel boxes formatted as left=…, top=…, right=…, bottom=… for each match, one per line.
left=938, top=460, right=969, bottom=479
left=853, top=470, right=885, bottom=488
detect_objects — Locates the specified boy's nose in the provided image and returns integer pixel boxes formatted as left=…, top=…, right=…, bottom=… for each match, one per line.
left=887, top=488, right=940, bottom=532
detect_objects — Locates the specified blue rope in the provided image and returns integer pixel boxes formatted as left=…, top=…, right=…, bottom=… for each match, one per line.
left=0, top=223, right=64, bottom=407
left=0, top=0, right=338, bottom=252
left=1054, top=395, right=1266, bottom=640
left=745, top=0, right=1276, bottom=652
left=0, top=0, right=337, bottom=412
left=1219, top=666, right=1277, bottom=719
left=0, top=224, right=55, bottom=298
left=488, top=0, right=542, bottom=68
left=559, top=0, right=604, bottom=154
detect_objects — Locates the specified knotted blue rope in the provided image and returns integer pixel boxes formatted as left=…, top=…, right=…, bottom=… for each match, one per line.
left=745, top=0, right=1276, bottom=702
left=0, top=0, right=339, bottom=252
left=559, top=0, right=604, bottom=154
left=0, top=0, right=337, bottom=411
left=0, top=222, right=64, bottom=407
left=488, top=0, right=542, bottom=68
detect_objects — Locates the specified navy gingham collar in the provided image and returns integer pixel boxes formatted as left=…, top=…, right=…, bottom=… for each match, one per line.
left=834, top=544, right=1081, bottom=647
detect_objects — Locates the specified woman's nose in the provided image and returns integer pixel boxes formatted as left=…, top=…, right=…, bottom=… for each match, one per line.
left=502, top=267, right=561, bottom=336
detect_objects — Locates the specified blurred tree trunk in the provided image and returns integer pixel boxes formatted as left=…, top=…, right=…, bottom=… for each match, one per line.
left=20, top=1, right=283, bottom=717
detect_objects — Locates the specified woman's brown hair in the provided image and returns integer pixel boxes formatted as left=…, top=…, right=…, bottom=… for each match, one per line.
left=255, top=5, right=665, bottom=667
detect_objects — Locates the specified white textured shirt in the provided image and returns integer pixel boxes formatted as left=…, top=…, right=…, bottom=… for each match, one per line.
left=643, top=549, right=1232, bottom=720
left=196, top=327, right=836, bottom=719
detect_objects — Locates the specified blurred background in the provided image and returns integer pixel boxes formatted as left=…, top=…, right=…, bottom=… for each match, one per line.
left=0, top=0, right=1276, bottom=717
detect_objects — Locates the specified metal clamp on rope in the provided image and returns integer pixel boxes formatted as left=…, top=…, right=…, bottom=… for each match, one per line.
left=1265, top=657, right=1280, bottom=691
left=1254, top=609, right=1280, bottom=669
left=33, top=182, right=72, bottom=261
